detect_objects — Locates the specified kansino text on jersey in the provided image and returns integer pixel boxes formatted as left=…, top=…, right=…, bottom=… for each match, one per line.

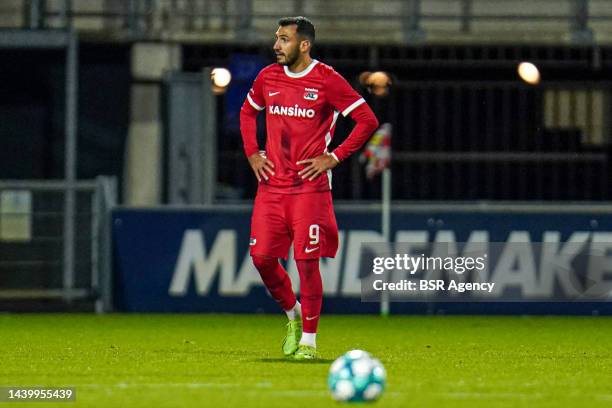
left=372, top=279, right=495, bottom=293
left=268, top=104, right=316, bottom=118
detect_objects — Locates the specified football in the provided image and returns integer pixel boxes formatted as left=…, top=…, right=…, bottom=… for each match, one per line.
left=328, top=350, right=386, bottom=402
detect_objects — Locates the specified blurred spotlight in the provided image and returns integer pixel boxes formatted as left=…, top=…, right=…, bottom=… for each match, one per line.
left=359, top=71, right=372, bottom=85
left=359, top=71, right=392, bottom=97
left=517, top=62, right=540, bottom=85
left=211, top=67, right=232, bottom=94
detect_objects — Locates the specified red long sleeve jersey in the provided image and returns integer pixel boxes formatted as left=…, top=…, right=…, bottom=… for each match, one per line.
left=240, top=60, right=377, bottom=194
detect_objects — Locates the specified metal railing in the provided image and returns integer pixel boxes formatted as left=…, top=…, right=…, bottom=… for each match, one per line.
left=7, top=0, right=612, bottom=44
left=0, top=177, right=117, bottom=312
left=370, top=81, right=610, bottom=200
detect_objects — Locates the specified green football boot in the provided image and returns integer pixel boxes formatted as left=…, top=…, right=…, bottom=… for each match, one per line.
left=293, top=344, right=317, bottom=360
left=282, top=319, right=302, bottom=356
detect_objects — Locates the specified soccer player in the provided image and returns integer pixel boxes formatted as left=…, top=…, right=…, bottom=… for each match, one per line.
left=240, top=16, right=379, bottom=359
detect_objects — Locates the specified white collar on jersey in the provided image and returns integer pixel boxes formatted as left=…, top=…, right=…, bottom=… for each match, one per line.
left=283, top=59, right=319, bottom=78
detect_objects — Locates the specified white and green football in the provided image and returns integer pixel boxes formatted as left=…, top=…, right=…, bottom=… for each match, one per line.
left=328, top=350, right=386, bottom=402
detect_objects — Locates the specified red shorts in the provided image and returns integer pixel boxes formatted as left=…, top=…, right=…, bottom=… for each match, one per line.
left=249, top=190, right=339, bottom=260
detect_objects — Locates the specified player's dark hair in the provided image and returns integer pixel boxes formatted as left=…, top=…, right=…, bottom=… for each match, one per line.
left=278, top=16, right=315, bottom=43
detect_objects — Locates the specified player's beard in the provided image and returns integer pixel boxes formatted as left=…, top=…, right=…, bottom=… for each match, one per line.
left=277, top=46, right=300, bottom=66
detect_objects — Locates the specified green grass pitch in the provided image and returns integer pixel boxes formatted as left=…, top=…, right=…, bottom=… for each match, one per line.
left=1, top=314, right=611, bottom=407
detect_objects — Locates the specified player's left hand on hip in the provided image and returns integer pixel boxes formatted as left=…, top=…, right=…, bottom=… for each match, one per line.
left=297, top=153, right=338, bottom=181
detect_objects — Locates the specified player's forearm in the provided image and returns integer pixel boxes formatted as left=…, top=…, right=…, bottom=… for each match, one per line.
left=331, top=104, right=379, bottom=163
left=240, top=102, right=260, bottom=157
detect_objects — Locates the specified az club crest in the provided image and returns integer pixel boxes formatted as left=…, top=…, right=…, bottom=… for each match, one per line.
left=304, top=91, right=318, bottom=101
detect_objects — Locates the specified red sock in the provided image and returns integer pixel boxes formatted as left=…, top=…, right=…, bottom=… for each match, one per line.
left=252, top=255, right=296, bottom=311
left=296, top=259, right=322, bottom=333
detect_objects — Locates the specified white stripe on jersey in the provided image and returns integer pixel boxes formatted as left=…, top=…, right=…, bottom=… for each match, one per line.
left=324, top=110, right=340, bottom=190
left=247, top=93, right=264, bottom=111
left=342, top=97, right=365, bottom=117
left=325, top=111, right=340, bottom=147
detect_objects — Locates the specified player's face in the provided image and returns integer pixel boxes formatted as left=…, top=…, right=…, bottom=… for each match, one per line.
left=273, top=25, right=302, bottom=66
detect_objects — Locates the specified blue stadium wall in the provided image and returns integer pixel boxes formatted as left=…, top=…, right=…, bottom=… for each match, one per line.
left=112, top=206, right=612, bottom=315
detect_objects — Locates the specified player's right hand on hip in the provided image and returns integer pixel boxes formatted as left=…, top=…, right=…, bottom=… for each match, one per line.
left=248, top=152, right=275, bottom=182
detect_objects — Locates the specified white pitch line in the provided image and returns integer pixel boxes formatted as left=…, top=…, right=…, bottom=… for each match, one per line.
left=75, top=384, right=403, bottom=398
left=444, top=392, right=544, bottom=399
left=78, top=383, right=241, bottom=389
left=76, top=384, right=328, bottom=397
left=78, top=383, right=320, bottom=391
